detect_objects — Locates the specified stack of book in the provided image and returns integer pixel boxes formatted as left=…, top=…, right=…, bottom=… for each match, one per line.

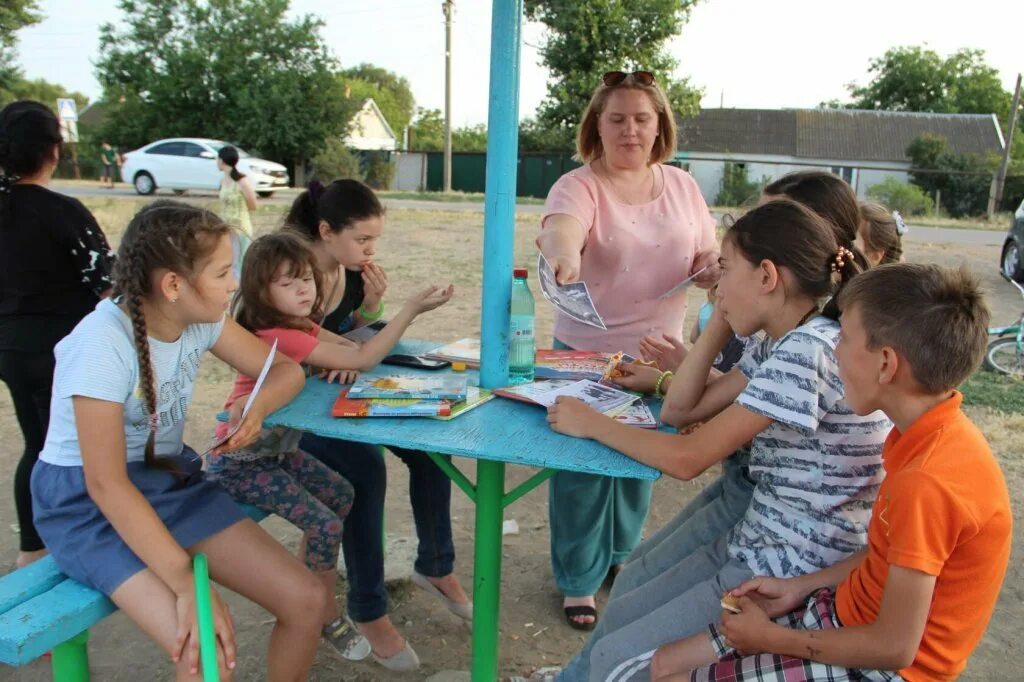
left=424, top=338, right=481, bottom=368
left=494, top=378, right=657, bottom=428
left=332, top=374, right=493, bottom=419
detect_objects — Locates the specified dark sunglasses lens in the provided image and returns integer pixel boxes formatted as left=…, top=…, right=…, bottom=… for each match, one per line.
left=634, top=71, right=655, bottom=85
left=602, top=71, right=628, bottom=86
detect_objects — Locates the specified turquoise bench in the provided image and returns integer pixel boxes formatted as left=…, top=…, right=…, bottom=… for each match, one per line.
left=0, top=504, right=268, bottom=681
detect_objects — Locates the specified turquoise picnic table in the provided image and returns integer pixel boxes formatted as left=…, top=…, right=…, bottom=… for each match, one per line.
left=262, top=339, right=662, bottom=680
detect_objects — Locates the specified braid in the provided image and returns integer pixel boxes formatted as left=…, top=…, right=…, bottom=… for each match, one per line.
left=112, top=199, right=231, bottom=472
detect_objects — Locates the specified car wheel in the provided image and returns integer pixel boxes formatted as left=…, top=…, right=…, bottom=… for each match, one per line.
left=173, top=189, right=187, bottom=196
left=257, top=191, right=274, bottom=199
left=134, top=172, right=156, bottom=196
left=1001, top=240, right=1024, bottom=282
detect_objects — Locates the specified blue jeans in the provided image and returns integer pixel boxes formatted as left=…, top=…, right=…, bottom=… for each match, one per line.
left=559, top=455, right=755, bottom=682
left=299, top=435, right=455, bottom=622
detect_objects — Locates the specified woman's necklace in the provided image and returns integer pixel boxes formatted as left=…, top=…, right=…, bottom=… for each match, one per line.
left=600, top=158, right=655, bottom=205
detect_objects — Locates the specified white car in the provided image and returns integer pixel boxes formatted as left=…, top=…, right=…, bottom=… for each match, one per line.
left=120, top=138, right=289, bottom=198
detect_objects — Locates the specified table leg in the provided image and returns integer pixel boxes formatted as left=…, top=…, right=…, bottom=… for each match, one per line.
left=50, top=629, right=90, bottom=682
left=471, top=458, right=505, bottom=682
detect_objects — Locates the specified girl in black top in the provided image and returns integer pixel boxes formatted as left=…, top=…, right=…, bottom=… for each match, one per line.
left=0, top=101, right=114, bottom=567
left=283, top=180, right=470, bottom=671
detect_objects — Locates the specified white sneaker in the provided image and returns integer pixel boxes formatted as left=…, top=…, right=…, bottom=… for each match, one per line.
left=321, top=617, right=372, bottom=661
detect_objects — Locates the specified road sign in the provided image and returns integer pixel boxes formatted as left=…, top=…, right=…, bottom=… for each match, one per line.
left=60, top=120, right=79, bottom=143
left=56, top=98, right=78, bottom=122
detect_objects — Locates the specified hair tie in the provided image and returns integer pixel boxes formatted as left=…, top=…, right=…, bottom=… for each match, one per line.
left=307, top=180, right=325, bottom=203
left=0, top=172, right=20, bottom=194
left=830, top=246, right=855, bottom=273
left=892, top=210, right=909, bottom=236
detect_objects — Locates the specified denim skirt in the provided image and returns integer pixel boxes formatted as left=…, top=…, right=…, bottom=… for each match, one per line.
left=31, top=447, right=246, bottom=596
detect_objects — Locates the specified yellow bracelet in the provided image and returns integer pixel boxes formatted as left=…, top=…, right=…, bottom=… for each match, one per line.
left=655, top=370, right=673, bottom=397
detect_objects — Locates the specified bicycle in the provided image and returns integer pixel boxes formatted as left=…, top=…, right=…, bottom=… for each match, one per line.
left=983, top=272, right=1024, bottom=377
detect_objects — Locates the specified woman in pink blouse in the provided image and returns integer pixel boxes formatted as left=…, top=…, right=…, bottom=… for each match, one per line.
left=536, top=70, right=719, bottom=630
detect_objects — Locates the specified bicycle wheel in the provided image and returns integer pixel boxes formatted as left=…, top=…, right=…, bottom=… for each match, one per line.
left=983, top=337, right=1024, bottom=377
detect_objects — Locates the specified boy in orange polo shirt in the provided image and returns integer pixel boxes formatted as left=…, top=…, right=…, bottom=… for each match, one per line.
left=645, top=263, right=1012, bottom=682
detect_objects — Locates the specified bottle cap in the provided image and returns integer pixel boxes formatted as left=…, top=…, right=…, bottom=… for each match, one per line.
left=513, top=267, right=528, bottom=279
left=451, top=362, right=467, bottom=372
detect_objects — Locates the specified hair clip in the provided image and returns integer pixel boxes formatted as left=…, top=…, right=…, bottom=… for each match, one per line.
left=892, top=210, right=909, bottom=236
left=307, top=180, right=325, bottom=202
left=830, top=246, right=855, bottom=273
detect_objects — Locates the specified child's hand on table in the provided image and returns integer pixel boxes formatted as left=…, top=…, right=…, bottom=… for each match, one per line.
left=611, top=362, right=662, bottom=393
left=318, top=368, right=360, bottom=384
left=639, top=333, right=688, bottom=371
left=546, top=397, right=603, bottom=438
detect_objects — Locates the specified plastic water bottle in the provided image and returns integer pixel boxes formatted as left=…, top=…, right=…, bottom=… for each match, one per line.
left=509, top=267, right=536, bottom=384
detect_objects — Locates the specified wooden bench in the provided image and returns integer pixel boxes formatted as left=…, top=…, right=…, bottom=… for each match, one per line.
left=0, top=504, right=268, bottom=681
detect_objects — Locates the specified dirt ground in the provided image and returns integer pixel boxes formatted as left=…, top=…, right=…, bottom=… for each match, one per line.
left=2, top=200, right=1022, bottom=681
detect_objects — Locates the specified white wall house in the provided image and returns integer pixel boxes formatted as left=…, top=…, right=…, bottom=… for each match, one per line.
left=675, top=108, right=1005, bottom=204
left=344, top=99, right=397, bottom=151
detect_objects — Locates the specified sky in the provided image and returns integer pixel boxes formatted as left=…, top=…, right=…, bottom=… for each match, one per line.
left=15, top=0, right=1024, bottom=128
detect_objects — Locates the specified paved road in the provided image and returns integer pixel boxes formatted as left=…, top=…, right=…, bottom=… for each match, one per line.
left=52, top=183, right=1006, bottom=247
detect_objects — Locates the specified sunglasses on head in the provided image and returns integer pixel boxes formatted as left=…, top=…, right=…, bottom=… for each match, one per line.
left=602, top=70, right=655, bottom=87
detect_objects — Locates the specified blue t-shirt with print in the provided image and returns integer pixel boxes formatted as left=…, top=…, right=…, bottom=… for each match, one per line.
left=39, top=298, right=226, bottom=466
left=726, top=316, right=891, bottom=578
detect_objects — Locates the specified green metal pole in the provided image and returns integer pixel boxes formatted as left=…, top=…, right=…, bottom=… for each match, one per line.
left=471, top=458, right=506, bottom=681
left=50, top=629, right=90, bottom=682
left=426, top=451, right=478, bottom=502
left=193, top=553, right=220, bottom=682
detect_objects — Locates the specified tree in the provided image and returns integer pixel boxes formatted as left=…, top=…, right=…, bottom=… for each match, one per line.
left=518, top=117, right=575, bottom=152
left=846, top=46, right=1011, bottom=118
left=339, top=64, right=415, bottom=139
left=96, top=0, right=349, bottom=171
left=907, top=133, right=992, bottom=217
left=408, top=108, right=444, bottom=151
left=452, top=123, right=488, bottom=152
left=0, top=75, right=88, bottom=110
left=0, top=0, right=41, bottom=90
left=524, top=0, right=703, bottom=139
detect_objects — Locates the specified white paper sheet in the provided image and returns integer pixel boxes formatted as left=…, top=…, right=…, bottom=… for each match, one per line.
left=658, top=265, right=709, bottom=299
left=198, top=339, right=278, bottom=458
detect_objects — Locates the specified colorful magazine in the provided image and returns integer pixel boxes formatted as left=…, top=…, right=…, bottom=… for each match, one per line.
left=608, top=400, right=658, bottom=428
left=347, top=374, right=468, bottom=401
left=534, top=350, right=636, bottom=382
left=493, top=379, right=576, bottom=404
left=530, top=380, right=638, bottom=414
left=432, top=387, right=495, bottom=421
left=332, top=389, right=451, bottom=417
left=424, top=338, right=481, bottom=366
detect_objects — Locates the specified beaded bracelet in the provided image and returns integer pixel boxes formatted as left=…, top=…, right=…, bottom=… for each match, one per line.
left=654, top=370, right=673, bottom=397
left=358, top=300, right=384, bottom=322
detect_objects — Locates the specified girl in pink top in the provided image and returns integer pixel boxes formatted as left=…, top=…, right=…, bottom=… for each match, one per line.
left=536, top=70, right=719, bottom=630
left=209, top=232, right=453, bottom=665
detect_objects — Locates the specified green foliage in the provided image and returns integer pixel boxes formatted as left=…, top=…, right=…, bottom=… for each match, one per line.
left=518, top=117, right=575, bottom=152
left=363, top=151, right=395, bottom=190
left=906, top=133, right=992, bottom=217
left=452, top=123, right=488, bottom=152
left=409, top=107, right=444, bottom=151
left=524, top=0, right=703, bottom=130
left=0, top=75, right=88, bottom=110
left=866, top=177, right=933, bottom=216
left=339, top=63, right=415, bottom=138
left=714, top=163, right=761, bottom=207
left=310, top=137, right=363, bottom=182
left=847, top=46, right=1011, bottom=118
left=95, top=0, right=349, bottom=170
left=0, top=0, right=40, bottom=89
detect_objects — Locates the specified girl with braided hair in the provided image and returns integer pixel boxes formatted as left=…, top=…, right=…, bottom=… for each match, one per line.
left=30, top=200, right=326, bottom=680
left=0, top=100, right=114, bottom=568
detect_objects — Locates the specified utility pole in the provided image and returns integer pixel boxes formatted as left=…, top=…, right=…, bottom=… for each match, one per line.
left=443, top=0, right=454, bottom=192
left=993, top=73, right=1022, bottom=215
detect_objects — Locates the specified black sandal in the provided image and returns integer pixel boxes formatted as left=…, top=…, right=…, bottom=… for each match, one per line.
left=564, top=604, right=598, bottom=631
